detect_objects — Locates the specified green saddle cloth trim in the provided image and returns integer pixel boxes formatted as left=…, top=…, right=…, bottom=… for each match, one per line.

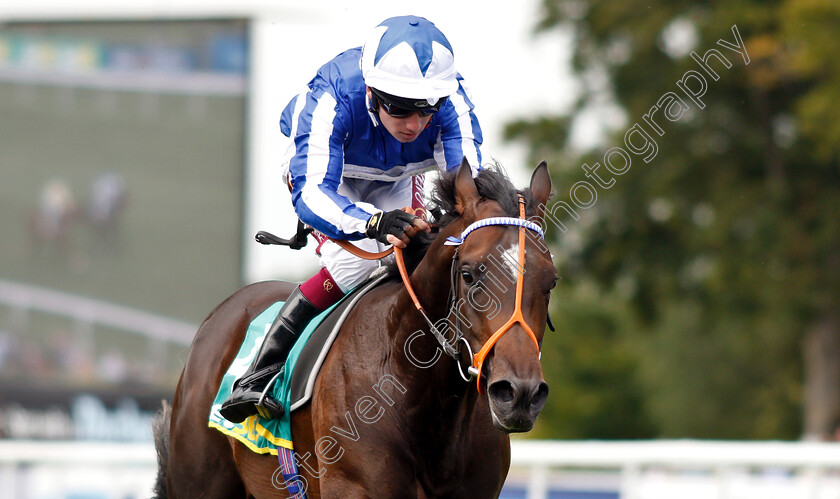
left=208, top=298, right=343, bottom=454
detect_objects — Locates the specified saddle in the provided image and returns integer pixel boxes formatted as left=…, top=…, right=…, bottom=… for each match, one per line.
left=287, top=270, right=389, bottom=411
left=251, top=225, right=400, bottom=411
left=208, top=270, right=390, bottom=455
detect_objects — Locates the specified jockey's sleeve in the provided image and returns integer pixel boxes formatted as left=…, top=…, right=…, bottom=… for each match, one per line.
left=281, top=87, right=377, bottom=241
left=440, top=75, right=483, bottom=174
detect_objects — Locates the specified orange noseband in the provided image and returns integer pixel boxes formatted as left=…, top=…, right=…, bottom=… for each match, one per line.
left=468, top=198, right=540, bottom=391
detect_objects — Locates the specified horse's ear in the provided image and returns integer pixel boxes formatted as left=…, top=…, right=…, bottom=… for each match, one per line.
left=454, top=157, right=479, bottom=217
left=529, top=160, right=552, bottom=220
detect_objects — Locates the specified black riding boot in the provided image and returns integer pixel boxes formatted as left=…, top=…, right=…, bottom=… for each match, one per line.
left=219, top=287, right=320, bottom=423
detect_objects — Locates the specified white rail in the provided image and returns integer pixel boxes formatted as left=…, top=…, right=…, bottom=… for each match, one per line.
left=0, top=441, right=157, bottom=499
left=510, top=439, right=840, bottom=468
left=0, top=440, right=154, bottom=465
left=0, top=279, right=197, bottom=345
left=508, top=439, right=840, bottom=499
left=2, top=440, right=840, bottom=498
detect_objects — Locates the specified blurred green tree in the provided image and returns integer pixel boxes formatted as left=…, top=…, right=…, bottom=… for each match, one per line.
left=511, top=0, right=840, bottom=439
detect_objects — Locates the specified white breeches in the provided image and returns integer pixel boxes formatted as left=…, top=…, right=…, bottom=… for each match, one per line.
left=318, top=175, right=425, bottom=293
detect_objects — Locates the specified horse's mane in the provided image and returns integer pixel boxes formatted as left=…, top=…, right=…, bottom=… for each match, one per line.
left=397, top=164, right=536, bottom=274
left=429, top=164, right=521, bottom=226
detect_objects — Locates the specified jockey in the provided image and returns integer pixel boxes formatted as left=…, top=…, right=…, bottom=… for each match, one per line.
left=220, top=15, right=483, bottom=423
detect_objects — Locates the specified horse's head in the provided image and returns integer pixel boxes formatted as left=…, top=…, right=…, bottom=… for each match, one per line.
left=439, top=159, right=556, bottom=433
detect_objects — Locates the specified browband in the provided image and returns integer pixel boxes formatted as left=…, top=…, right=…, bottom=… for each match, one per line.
left=444, top=217, right=544, bottom=246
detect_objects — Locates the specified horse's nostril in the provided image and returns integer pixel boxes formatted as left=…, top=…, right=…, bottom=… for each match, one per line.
left=488, top=380, right=516, bottom=404
left=531, top=382, right=549, bottom=410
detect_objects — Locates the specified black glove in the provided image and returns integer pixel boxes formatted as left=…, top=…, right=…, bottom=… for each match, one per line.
left=365, top=209, right=418, bottom=244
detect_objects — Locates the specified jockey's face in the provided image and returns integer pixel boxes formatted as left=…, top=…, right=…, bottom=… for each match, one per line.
left=368, top=89, right=433, bottom=143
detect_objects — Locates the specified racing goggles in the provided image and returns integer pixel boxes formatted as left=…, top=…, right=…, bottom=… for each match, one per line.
left=370, top=87, right=447, bottom=118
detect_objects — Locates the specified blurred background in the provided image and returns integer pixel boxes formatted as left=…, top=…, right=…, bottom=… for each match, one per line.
left=0, top=0, right=838, bottom=498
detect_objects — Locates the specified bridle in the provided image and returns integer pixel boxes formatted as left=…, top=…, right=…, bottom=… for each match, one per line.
left=441, top=196, right=544, bottom=391
left=270, top=175, right=549, bottom=391
left=336, top=196, right=545, bottom=392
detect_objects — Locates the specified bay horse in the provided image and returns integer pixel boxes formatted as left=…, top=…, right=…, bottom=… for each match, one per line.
left=154, top=160, right=556, bottom=498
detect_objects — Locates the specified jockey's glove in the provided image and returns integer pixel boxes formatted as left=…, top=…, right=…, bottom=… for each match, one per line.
left=365, top=209, right=418, bottom=245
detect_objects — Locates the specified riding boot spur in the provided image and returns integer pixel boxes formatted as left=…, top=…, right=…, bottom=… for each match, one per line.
left=219, top=286, right=320, bottom=423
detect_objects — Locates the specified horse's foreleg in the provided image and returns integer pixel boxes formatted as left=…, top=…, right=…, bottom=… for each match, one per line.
left=317, top=466, right=422, bottom=499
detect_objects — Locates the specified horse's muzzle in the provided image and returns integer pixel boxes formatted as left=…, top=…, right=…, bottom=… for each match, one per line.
left=487, top=376, right=549, bottom=433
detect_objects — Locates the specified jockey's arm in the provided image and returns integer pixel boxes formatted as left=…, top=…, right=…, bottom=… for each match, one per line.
left=439, top=76, right=484, bottom=173
left=286, top=91, right=378, bottom=241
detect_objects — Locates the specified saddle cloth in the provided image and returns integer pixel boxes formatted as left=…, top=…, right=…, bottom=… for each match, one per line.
left=208, top=272, right=389, bottom=454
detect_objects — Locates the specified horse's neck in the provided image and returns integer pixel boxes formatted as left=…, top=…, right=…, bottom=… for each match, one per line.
left=387, top=224, right=482, bottom=436
left=405, top=229, right=458, bottom=318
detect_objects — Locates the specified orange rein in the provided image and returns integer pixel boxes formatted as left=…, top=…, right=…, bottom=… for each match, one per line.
left=332, top=197, right=541, bottom=392
left=330, top=240, right=425, bottom=316
left=332, top=239, right=395, bottom=261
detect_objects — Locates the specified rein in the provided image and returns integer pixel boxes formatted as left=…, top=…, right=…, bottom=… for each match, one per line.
left=333, top=239, right=460, bottom=359
left=333, top=240, right=395, bottom=260
left=335, top=196, right=545, bottom=393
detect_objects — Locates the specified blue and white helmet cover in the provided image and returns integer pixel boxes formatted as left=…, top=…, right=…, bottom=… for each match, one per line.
left=360, top=15, right=459, bottom=102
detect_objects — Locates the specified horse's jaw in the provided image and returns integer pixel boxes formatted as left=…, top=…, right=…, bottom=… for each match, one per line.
left=489, top=406, right=534, bottom=433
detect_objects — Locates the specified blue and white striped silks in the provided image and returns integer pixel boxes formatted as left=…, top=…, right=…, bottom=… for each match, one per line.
left=444, top=218, right=545, bottom=246
left=279, top=47, right=483, bottom=240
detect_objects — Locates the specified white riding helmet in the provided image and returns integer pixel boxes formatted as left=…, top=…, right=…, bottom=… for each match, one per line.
left=361, top=15, right=459, bottom=103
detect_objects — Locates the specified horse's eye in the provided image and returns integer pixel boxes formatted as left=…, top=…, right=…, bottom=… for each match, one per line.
left=461, top=269, right=475, bottom=285
left=549, top=278, right=558, bottom=290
